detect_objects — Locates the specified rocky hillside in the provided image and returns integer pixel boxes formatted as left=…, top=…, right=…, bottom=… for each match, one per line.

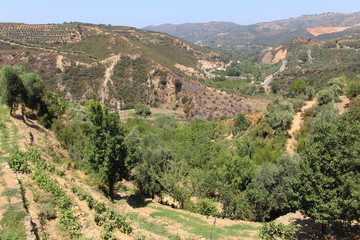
left=0, top=23, right=268, bottom=119
left=144, top=12, right=360, bottom=48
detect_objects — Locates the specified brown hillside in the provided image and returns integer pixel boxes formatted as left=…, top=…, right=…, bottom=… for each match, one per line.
left=307, top=26, right=349, bottom=36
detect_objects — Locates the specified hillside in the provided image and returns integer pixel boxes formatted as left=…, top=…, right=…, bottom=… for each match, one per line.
left=0, top=106, right=267, bottom=240
left=0, top=23, right=268, bottom=119
left=144, top=12, right=360, bottom=48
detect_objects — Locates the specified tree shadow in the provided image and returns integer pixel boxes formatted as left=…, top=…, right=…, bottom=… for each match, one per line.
left=11, top=114, right=44, bottom=132
left=295, top=218, right=360, bottom=240
left=295, top=218, right=324, bottom=240
left=126, top=194, right=152, bottom=208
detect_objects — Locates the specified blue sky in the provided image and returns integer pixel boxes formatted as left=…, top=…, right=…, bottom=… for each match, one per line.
left=0, top=0, right=359, bottom=28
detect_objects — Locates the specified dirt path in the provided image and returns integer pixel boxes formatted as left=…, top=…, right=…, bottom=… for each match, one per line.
left=286, top=99, right=317, bottom=155
left=56, top=55, right=64, bottom=72
left=0, top=161, right=36, bottom=240
left=99, top=55, right=121, bottom=103
left=338, top=95, right=350, bottom=115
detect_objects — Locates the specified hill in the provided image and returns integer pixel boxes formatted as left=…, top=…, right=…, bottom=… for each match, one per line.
left=0, top=23, right=268, bottom=119
left=144, top=12, right=360, bottom=48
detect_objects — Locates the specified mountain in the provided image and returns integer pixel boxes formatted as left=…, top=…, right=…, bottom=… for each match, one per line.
left=144, top=12, right=360, bottom=48
left=0, top=23, right=268, bottom=119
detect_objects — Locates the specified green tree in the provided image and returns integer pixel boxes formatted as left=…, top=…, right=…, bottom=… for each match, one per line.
left=86, top=100, right=128, bottom=199
left=134, top=135, right=171, bottom=198
left=266, top=101, right=294, bottom=130
left=232, top=113, right=250, bottom=135
left=292, top=109, right=360, bottom=233
left=289, top=79, right=307, bottom=96
left=0, top=65, right=28, bottom=116
left=317, top=88, right=339, bottom=105
left=247, top=154, right=300, bottom=221
left=20, top=72, right=45, bottom=110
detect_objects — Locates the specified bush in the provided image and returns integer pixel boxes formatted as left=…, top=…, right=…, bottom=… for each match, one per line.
left=39, top=203, right=57, bottom=221
left=347, top=81, right=360, bottom=99
left=260, top=222, right=297, bottom=240
left=317, top=88, right=339, bottom=105
left=266, top=101, right=294, bottom=130
left=196, top=198, right=219, bottom=217
left=8, top=149, right=31, bottom=173
left=232, top=113, right=251, bottom=135
left=134, top=103, right=151, bottom=116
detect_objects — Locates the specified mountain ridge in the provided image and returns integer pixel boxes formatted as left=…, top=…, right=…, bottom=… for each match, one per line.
left=144, top=11, right=360, bottom=47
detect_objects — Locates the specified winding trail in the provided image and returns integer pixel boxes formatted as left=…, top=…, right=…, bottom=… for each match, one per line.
left=286, top=99, right=317, bottom=155
left=99, top=55, right=121, bottom=103
left=337, top=95, right=350, bottom=115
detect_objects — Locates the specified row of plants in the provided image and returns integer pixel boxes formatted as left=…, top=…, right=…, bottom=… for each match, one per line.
left=7, top=148, right=84, bottom=239
left=71, top=185, right=132, bottom=239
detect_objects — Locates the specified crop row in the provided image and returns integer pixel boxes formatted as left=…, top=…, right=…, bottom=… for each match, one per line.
left=71, top=186, right=132, bottom=239
left=7, top=148, right=84, bottom=239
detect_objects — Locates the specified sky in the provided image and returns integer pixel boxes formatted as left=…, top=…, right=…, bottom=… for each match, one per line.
left=0, top=0, right=359, bottom=28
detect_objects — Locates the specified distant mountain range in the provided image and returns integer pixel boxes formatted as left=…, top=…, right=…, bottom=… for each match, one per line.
left=144, top=12, right=360, bottom=48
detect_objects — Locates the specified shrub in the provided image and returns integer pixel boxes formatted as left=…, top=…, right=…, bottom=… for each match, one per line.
left=196, top=198, right=219, bottom=217
left=347, top=81, right=360, bottom=99
left=134, top=103, right=151, bottom=116
left=260, top=222, right=297, bottom=240
left=8, top=149, right=31, bottom=173
left=39, top=203, right=57, bottom=221
left=266, top=101, right=294, bottom=130
left=232, top=113, right=251, bottom=135
left=317, top=88, right=339, bottom=105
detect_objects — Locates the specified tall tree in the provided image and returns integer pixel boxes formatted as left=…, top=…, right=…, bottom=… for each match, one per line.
left=86, top=100, right=128, bottom=199
left=292, top=108, right=360, bottom=233
left=0, top=65, right=28, bottom=115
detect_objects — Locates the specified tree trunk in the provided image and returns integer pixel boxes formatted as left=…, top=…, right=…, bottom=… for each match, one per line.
left=21, top=105, right=26, bottom=123
left=108, top=180, right=115, bottom=202
left=320, top=223, right=329, bottom=239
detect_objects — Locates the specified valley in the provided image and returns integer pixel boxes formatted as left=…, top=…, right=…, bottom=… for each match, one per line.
left=0, top=10, right=360, bottom=240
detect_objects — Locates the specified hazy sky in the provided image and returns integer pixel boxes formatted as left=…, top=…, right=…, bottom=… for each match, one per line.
left=0, top=0, right=359, bottom=28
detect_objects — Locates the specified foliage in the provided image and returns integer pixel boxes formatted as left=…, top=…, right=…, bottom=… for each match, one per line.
left=260, top=222, right=297, bottom=240
left=195, top=198, right=219, bottom=217
left=33, top=169, right=82, bottom=239
left=292, top=108, right=360, bottom=225
left=289, top=78, right=306, bottom=96
left=0, top=65, right=27, bottom=115
left=71, top=186, right=132, bottom=235
left=7, top=148, right=31, bottom=173
left=246, top=154, right=300, bottom=221
left=85, top=100, right=128, bottom=198
left=266, top=101, right=294, bottom=130
left=317, top=88, right=339, bottom=105
left=134, top=103, right=151, bottom=116
left=232, top=113, right=250, bottom=135
left=38, top=91, right=66, bottom=128
left=346, top=81, right=360, bottom=99
left=134, top=135, right=171, bottom=198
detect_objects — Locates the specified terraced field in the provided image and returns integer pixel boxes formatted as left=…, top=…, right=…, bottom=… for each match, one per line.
left=0, top=23, right=81, bottom=43
left=0, top=106, right=263, bottom=240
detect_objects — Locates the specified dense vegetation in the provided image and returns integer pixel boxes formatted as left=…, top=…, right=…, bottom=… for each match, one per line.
left=1, top=35, right=359, bottom=239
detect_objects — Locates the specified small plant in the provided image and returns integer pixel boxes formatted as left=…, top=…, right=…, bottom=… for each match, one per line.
left=260, top=222, right=297, bottom=240
left=8, top=149, right=31, bottom=173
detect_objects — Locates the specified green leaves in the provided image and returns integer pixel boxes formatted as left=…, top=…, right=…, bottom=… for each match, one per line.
left=260, top=222, right=297, bottom=240
left=293, top=108, right=360, bottom=224
left=266, top=101, right=294, bottom=130
left=8, top=148, right=31, bottom=174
